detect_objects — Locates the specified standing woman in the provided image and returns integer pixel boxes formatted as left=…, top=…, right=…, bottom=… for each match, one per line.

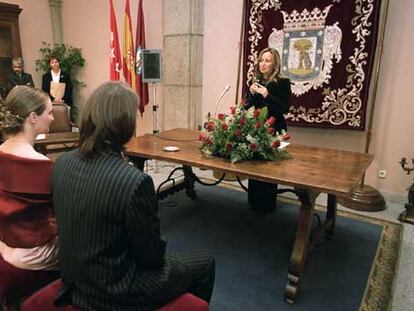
left=0, top=86, right=59, bottom=272
left=245, top=47, right=292, bottom=212
left=41, top=55, right=77, bottom=122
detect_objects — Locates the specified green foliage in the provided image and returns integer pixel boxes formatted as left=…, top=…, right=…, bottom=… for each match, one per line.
left=199, top=104, right=292, bottom=163
left=35, top=42, right=85, bottom=84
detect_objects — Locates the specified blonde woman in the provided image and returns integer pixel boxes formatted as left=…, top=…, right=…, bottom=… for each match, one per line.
left=245, top=47, right=292, bottom=212
left=0, top=86, right=58, bottom=271
left=245, top=47, right=291, bottom=132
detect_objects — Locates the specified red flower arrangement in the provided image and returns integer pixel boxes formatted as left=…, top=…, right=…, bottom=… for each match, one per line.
left=199, top=104, right=291, bottom=163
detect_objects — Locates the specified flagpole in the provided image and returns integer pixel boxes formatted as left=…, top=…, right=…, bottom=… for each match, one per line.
left=337, top=0, right=390, bottom=212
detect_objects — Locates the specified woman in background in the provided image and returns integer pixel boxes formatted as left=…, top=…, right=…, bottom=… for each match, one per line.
left=41, top=55, right=77, bottom=123
left=245, top=47, right=292, bottom=212
left=0, top=86, right=59, bottom=271
left=41, top=55, right=72, bottom=106
left=52, top=81, right=215, bottom=311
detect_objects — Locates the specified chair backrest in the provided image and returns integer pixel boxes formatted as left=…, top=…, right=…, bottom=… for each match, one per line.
left=49, top=103, right=72, bottom=133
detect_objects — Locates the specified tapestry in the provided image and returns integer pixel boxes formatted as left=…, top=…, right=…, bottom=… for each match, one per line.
left=242, top=0, right=384, bottom=130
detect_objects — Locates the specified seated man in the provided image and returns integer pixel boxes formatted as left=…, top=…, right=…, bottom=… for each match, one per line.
left=5, top=57, right=35, bottom=95
left=51, top=81, right=215, bottom=311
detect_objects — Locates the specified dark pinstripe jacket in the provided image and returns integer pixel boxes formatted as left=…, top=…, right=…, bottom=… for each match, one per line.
left=52, top=149, right=191, bottom=311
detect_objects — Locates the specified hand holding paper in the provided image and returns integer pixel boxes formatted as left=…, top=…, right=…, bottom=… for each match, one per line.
left=50, top=82, right=66, bottom=102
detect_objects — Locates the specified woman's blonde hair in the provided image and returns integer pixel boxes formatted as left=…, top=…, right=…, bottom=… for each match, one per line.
left=0, top=86, right=49, bottom=136
left=253, top=47, right=282, bottom=85
left=79, top=81, right=138, bottom=158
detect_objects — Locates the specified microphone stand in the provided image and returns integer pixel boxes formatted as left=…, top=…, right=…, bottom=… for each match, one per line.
left=213, top=85, right=231, bottom=117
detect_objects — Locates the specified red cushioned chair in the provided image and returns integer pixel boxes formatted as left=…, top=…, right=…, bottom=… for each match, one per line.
left=21, top=279, right=209, bottom=311
left=0, top=254, right=59, bottom=310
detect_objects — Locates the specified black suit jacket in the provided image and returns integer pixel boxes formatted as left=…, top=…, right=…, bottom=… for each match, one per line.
left=5, top=72, right=34, bottom=94
left=245, top=78, right=291, bottom=132
left=52, top=150, right=191, bottom=311
left=42, top=71, right=73, bottom=106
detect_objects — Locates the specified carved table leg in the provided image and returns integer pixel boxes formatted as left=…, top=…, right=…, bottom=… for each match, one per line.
left=183, top=165, right=197, bottom=200
left=284, top=189, right=316, bottom=304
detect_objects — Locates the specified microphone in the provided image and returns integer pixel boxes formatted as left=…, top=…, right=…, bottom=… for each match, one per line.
left=213, top=84, right=231, bottom=117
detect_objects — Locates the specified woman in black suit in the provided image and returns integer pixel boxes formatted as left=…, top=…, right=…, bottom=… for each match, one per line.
left=41, top=56, right=72, bottom=106
left=245, top=47, right=291, bottom=131
left=51, top=81, right=215, bottom=311
left=41, top=56, right=78, bottom=123
left=245, top=47, right=292, bottom=212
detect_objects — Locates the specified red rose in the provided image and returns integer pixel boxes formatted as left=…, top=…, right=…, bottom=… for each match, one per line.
left=230, top=106, right=236, bottom=114
left=206, top=138, right=213, bottom=145
left=217, top=113, right=225, bottom=121
left=265, top=116, right=276, bottom=126
left=250, top=143, right=257, bottom=150
left=239, top=118, right=246, bottom=126
left=198, top=133, right=207, bottom=141
left=272, top=140, right=281, bottom=149
left=267, top=127, right=275, bottom=135
left=255, top=121, right=262, bottom=129
left=253, top=109, right=261, bottom=118
left=235, top=129, right=242, bottom=138
left=282, top=133, right=291, bottom=140
left=221, top=123, right=228, bottom=130
left=205, top=121, right=215, bottom=132
left=226, top=143, right=232, bottom=151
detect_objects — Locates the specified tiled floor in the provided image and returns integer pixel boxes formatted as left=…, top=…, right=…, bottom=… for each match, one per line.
left=143, top=160, right=413, bottom=311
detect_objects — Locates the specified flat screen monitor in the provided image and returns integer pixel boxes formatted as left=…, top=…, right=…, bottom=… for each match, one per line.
left=142, top=49, right=162, bottom=83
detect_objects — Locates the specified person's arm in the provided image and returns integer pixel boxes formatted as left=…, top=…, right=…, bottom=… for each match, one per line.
left=26, top=74, right=35, bottom=88
left=4, top=74, right=14, bottom=94
left=42, top=73, right=55, bottom=102
left=125, top=173, right=166, bottom=268
left=264, top=79, right=291, bottom=115
left=61, top=73, right=72, bottom=106
left=244, top=83, right=260, bottom=110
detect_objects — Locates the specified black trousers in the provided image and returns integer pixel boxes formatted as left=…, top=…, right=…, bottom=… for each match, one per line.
left=247, top=179, right=278, bottom=211
left=170, top=252, right=215, bottom=303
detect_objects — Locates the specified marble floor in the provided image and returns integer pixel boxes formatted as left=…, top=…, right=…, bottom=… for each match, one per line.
left=142, top=160, right=414, bottom=311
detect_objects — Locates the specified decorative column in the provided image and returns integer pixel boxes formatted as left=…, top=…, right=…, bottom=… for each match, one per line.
left=162, top=0, right=204, bottom=130
left=48, top=0, right=63, bottom=44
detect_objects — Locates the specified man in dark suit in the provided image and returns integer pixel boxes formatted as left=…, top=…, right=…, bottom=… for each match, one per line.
left=52, top=81, right=215, bottom=311
left=5, top=57, right=34, bottom=95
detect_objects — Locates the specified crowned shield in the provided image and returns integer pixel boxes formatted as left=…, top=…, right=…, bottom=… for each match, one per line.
left=268, top=5, right=342, bottom=96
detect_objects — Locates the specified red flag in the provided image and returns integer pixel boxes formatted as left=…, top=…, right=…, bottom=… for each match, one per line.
left=109, top=0, right=122, bottom=80
left=123, top=0, right=136, bottom=90
left=135, top=0, right=149, bottom=115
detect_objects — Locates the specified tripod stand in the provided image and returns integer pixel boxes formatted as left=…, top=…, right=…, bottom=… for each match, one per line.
left=151, top=82, right=159, bottom=173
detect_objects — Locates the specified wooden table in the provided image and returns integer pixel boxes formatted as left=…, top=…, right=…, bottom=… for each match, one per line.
left=34, top=132, right=79, bottom=154
left=125, top=128, right=374, bottom=303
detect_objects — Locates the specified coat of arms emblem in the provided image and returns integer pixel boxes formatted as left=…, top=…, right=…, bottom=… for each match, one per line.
left=268, top=5, right=342, bottom=96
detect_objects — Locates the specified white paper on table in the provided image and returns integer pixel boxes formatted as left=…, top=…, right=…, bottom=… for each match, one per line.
left=278, top=142, right=290, bottom=150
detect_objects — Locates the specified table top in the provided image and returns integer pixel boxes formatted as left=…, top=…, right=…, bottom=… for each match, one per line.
left=125, top=128, right=373, bottom=196
left=34, top=132, right=79, bottom=146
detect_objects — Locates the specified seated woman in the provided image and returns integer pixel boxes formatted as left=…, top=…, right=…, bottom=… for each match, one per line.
left=0, top=86, right=59, bottom=271
left=52, top=81, right=215, bottom=310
